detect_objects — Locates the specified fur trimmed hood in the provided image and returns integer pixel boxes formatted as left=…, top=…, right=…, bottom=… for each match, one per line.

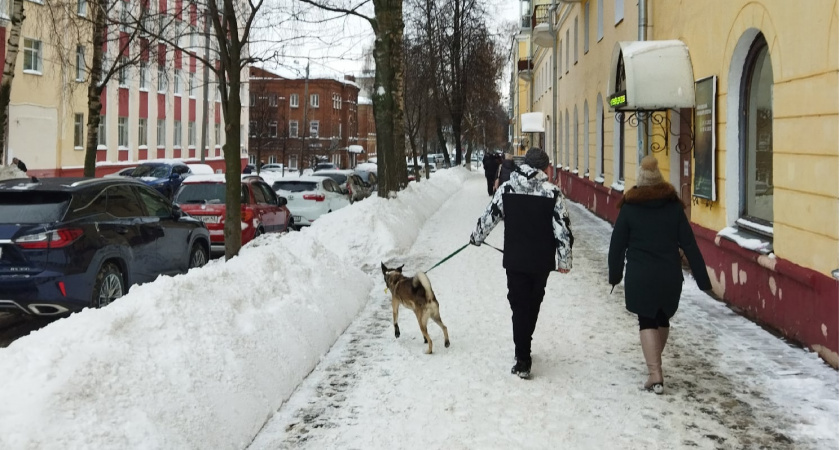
left=617, top=182, right=685, bottom=209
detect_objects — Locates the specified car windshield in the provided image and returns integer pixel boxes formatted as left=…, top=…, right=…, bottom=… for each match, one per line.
left=318, top=173, right=347, bottom=184
left=0, top=192, right=71, bottom=223
left=273, top=181, right=318, bottom=192
left=175, top=184, right=226, bottom=204
left=132, top=165, right=171, bottom=178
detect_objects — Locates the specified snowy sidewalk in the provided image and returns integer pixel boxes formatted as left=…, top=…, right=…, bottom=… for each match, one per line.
left=248, top=175, right=838, bottom=449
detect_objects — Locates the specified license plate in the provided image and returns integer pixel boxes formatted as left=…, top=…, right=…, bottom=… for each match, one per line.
left=293, top=215, right=302, bottom=222
left=199, top=215, right=221, bottom=224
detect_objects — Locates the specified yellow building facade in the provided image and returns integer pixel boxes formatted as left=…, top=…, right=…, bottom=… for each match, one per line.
left=511, top=0, right=839, bottom=366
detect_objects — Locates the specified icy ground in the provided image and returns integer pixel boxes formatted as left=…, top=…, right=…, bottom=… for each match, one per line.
left=248, top=175, right=838, bottom=450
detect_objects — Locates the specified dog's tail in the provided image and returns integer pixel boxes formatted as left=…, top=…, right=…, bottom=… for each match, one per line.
left=414, top=271, right=436, bottom=303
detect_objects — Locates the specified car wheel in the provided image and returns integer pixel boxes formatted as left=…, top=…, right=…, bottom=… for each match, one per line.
left=284, top=218, right=295, bottom=233
left=189, top=243, right=208, bottom=268
left=91, top=262, right=124, bottom=308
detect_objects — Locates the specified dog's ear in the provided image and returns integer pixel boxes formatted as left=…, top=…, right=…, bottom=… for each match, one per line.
left=397, top=265, right=404, bottom=273
left=381, top=262, right=387, bottom=274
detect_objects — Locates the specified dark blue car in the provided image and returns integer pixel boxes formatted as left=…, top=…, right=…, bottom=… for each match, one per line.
left=0, top=177, right=210, bottom=316
left=130, top=161, right=192, bottom=199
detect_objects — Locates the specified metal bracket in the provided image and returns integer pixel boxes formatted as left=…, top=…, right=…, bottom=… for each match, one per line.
left=614, top=109, right=694, bottom=155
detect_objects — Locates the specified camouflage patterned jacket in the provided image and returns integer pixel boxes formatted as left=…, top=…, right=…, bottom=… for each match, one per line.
left=471, top=164, right=573, bottom=272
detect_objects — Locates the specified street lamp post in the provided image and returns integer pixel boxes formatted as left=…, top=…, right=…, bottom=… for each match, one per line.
left=301, top=60, right=310, bottom=169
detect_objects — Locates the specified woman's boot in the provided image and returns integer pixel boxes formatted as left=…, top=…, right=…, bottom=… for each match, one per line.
left=640, top=329, right=664, bottom=394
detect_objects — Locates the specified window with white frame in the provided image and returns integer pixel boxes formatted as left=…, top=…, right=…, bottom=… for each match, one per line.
left=333, top=94, right=341, bottom=109
left=615, top=0, right=624, bottom=24
left=310, top=94, right=319, bottom=108
left=289, top=155, right=297, bottom=170
left=309, top=120, right=319, bottom=138
left=574, top=17, right=579, bottom=63
left=584, top=2, right=590, bottom=53
left=290, top=93, right=299, bottom=108
left=174, top=69, right=182, bottom=95
left=139, top=62, right=148, bottom=89
left=158, top=65, right=167, bottom=92
left=77, top=0, right=86, bottom=15
left=573, top=107, right=579, bottom=170
left=157, top=119, right=166, bottom=147
left=118, top=117, right=128, bottom=147
left=189, top=72, right=195, bottom=97
left=741, top=33, right=774, bottom=225
left=98, top=115, right=107, bottom=146
left=139, top=118, right=148, bottom=146
left=250, top=93, right=255, bottom=106
left=74, top=113, right=84, bottom=147
left=269, top=121, right=277, bottom=137
left=597, top=0, right=604, bottom=41
left=215, top=123, right=220, bottom=144
left=268, top=155, right=277, bottom=164
left=120, top=5, right=129, bottom=32
left=174, top=120, right=182, bottom=147
left=23, top=38, right=42, bottom=73
left=289, top=120, right=298, bottom=138
left=76, top=46, right=85, bottom=81
left=596, top=94, right=604, bottom=179
left=188, top=121, right=195, bottom=146
left=269, top=94, right=277, bottom=107
left=249, top=121, right=256, bottom=137
left=118, top=56, right=128, bottom=86
left=583, top=101, right=590, bottom=175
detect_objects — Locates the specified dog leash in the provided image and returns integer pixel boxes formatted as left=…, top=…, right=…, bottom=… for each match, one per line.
left=482, top=242, right=504, bottom=254
left=425, top=243, right=471, bottom=273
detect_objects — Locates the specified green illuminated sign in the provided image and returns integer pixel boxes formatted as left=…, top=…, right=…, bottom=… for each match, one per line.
left=609, top=91, right=627, bottom=108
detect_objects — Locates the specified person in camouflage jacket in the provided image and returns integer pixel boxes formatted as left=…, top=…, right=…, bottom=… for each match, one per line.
left=470, top=147, right=573, bottom=379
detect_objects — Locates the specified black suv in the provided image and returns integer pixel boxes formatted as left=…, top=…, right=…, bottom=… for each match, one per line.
left=0, top=177, right=210, bottom=316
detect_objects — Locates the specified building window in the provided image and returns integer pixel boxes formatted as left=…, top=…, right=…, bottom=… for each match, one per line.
left=139, top=118, right=148, bottom=146
left=98, top=115, right=107, bottom=146
left=250, top=93, right=255, bottom=107
left=289, top=120, right=298, bottom=138
left=309, top=120, right=319, bottom=138
left=157, top=119, right=166, bottom=147
left=269, top=121, right=277, bottom=137
left=249, top=121, right=257, bottom=137
left=596, top=94, right=604, bottom=179
left=215, top=123, right=220, bottom=144
left=76, top=46, right=85, bottom=81
left=290, top=93, right=299, bottom=108
left=158, top=65, right=167, bottom=92
left=77, top=0, right=86, bottom=15
left=269, top=94, right=277, bottom=107
left=118, top=56, right=128, bottom=86
left=139, top=62, right=148, bottom=89
left=597, top=0, right=603, bottom=41
left=564, top=111, right=570, bottom=167
left=310, top=94, right=319, bottom=108
left=289, top=155, right=297, bottom=170
left=120, top=6, right=129, bottom=32
left=614, top=0, right=624, bottom=24
left=174, top=120, right=182, bottom=147
left=574, top=17, right=579, bottom=63
left=188, top=121, right=196, bottom=146
left=74, top=113, right=84, bottom=147
left=333, top=94, right=341, bottom=109
left=565, top=30, right=570, bottom=73
left=118, top=117, right=128, bottom=147
left=174, top=69, right=182, bottom=95
left=189, top=72, right=195, bottom=97
left=741, top=33, right=774, bottom=225
left=23, top=38, right=42, bottom=73
left=583, top=101, right=590, bottom=175
left=584, top=2, right=590, bottom=53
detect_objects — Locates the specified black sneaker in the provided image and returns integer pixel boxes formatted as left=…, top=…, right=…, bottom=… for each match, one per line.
left=510, top=358, right=532, bottom=379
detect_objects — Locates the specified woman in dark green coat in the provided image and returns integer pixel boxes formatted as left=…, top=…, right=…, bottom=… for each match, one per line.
left=608, top=155, right=712, bottom=394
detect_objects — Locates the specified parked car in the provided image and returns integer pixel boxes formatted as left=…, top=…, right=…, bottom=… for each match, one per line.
left=312, top=162, right=338, bottom=172
left=260, top=163, right=285, bottom=173
left=353, top=168, right=378, bottom=193
left=175, top=174, right=292, bottom=253
left=104, top=166, right=137, bottom=178
left=272, top=176, right=350, bottom=228
left=0, top=177, right=210, bottom=316
left=311, top=169, right=373, bottom=203
left=186, top=163, right=215, bottom=175
left=129, top=160, right=192, bottom=199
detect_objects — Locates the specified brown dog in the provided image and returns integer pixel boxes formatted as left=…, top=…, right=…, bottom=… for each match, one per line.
left=381, top=263, right=450, bottom=354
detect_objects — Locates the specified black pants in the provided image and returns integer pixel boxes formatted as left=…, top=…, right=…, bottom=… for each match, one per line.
left=485, top=176, right=495, bottom=195
left=638, top=309, right=671, bottom=330
left=506, top=269, right=550, bottom=361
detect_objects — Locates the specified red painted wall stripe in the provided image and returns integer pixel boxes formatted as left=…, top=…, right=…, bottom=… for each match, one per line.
left=174, top=96, right=181, bottom=120
left=189, top=99, right=195, bottom=121
left=118, top=89, right=129, bottom=117
left=174, top=49, right=182, bottom=69
left=157, top=94, right=166, bottom=119
left=119, top=32, right=129, bottom=56
left=175, top=0, right=182, bottom=20
left=190, top=2, right=197, bottom=25
left=139, top=91, right=149, bottom=118
left=100, top=90, right=107, bottom=115
left=190, top=53, right=196, bottom=72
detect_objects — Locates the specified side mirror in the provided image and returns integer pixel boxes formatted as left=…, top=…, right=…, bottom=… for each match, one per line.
left=171, top=204, right=183, bottom=219
left=170, top=173, right=180, bottom=180
left=277, top=196, right=287, bottom=207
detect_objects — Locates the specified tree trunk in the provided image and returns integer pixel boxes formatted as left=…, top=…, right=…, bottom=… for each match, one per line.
left=222, top=69, right=243, bottom=260
left=0, top=0, right=25, bottom=163
left=83, top=0, right=107, bottom=177
left=372, top=0, right=406, bottom=196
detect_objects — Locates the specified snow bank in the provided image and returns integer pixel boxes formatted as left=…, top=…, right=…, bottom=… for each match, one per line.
left=0, top=168, right=470, bottom=449
left=0, top=165, right=27, bottom=181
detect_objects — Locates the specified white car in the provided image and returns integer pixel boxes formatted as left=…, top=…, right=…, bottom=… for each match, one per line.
left=271, top=175, right=350, bottom=228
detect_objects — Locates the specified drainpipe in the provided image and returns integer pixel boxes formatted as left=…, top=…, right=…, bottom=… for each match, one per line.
left=637, top=0, right=649, bottom=160
left=550, top=0, right=558, bottom=180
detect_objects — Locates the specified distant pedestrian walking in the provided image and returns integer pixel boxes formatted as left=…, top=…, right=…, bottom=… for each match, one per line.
left=471, top=147, right=573, bottom=379
left=482, top=152, right=501, bottom=196
left=11, top=157, right=27, bottom=173
left=608, top=155, right=711, bottom=394
left=494, top=152, right=516, bottom=192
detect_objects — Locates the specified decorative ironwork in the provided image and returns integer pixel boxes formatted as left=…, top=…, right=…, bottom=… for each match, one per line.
left=614, top=109, right=694, bottom=155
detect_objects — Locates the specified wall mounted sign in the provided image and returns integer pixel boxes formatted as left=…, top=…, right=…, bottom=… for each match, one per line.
left=693, top=75, right=716, bottom=201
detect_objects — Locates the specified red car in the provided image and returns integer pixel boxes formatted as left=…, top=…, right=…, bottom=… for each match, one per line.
left=175, top=174, right=292, bottom=253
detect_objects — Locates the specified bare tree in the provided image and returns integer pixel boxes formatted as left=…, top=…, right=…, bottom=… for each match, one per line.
left=248, top=83, right=279, bottom=175
left=0, top=0, right=26, bottom=163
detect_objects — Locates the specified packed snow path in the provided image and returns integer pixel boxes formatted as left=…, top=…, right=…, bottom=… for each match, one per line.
left=248, top=176, right=837, bottom=450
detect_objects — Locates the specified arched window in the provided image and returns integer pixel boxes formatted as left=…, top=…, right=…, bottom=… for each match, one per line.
left=564, top=111, right=570, bottom=168
left=740, top=33, right=773, bottom=224
left=573, top=106, right=579, bottom=172
left=596, top=94, right=604, bottom=181
left=583, top=100, right=590, bottom=177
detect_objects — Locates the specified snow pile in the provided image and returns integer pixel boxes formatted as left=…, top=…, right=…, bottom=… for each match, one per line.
left=0, top=168, right=469, bottom=449
left=0, top=165, right=27, bottom=181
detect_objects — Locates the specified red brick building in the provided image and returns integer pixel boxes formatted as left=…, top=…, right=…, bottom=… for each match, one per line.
left=248, top=67, right=367, bottom=170
left=357, top=100, right=376, bottom=161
